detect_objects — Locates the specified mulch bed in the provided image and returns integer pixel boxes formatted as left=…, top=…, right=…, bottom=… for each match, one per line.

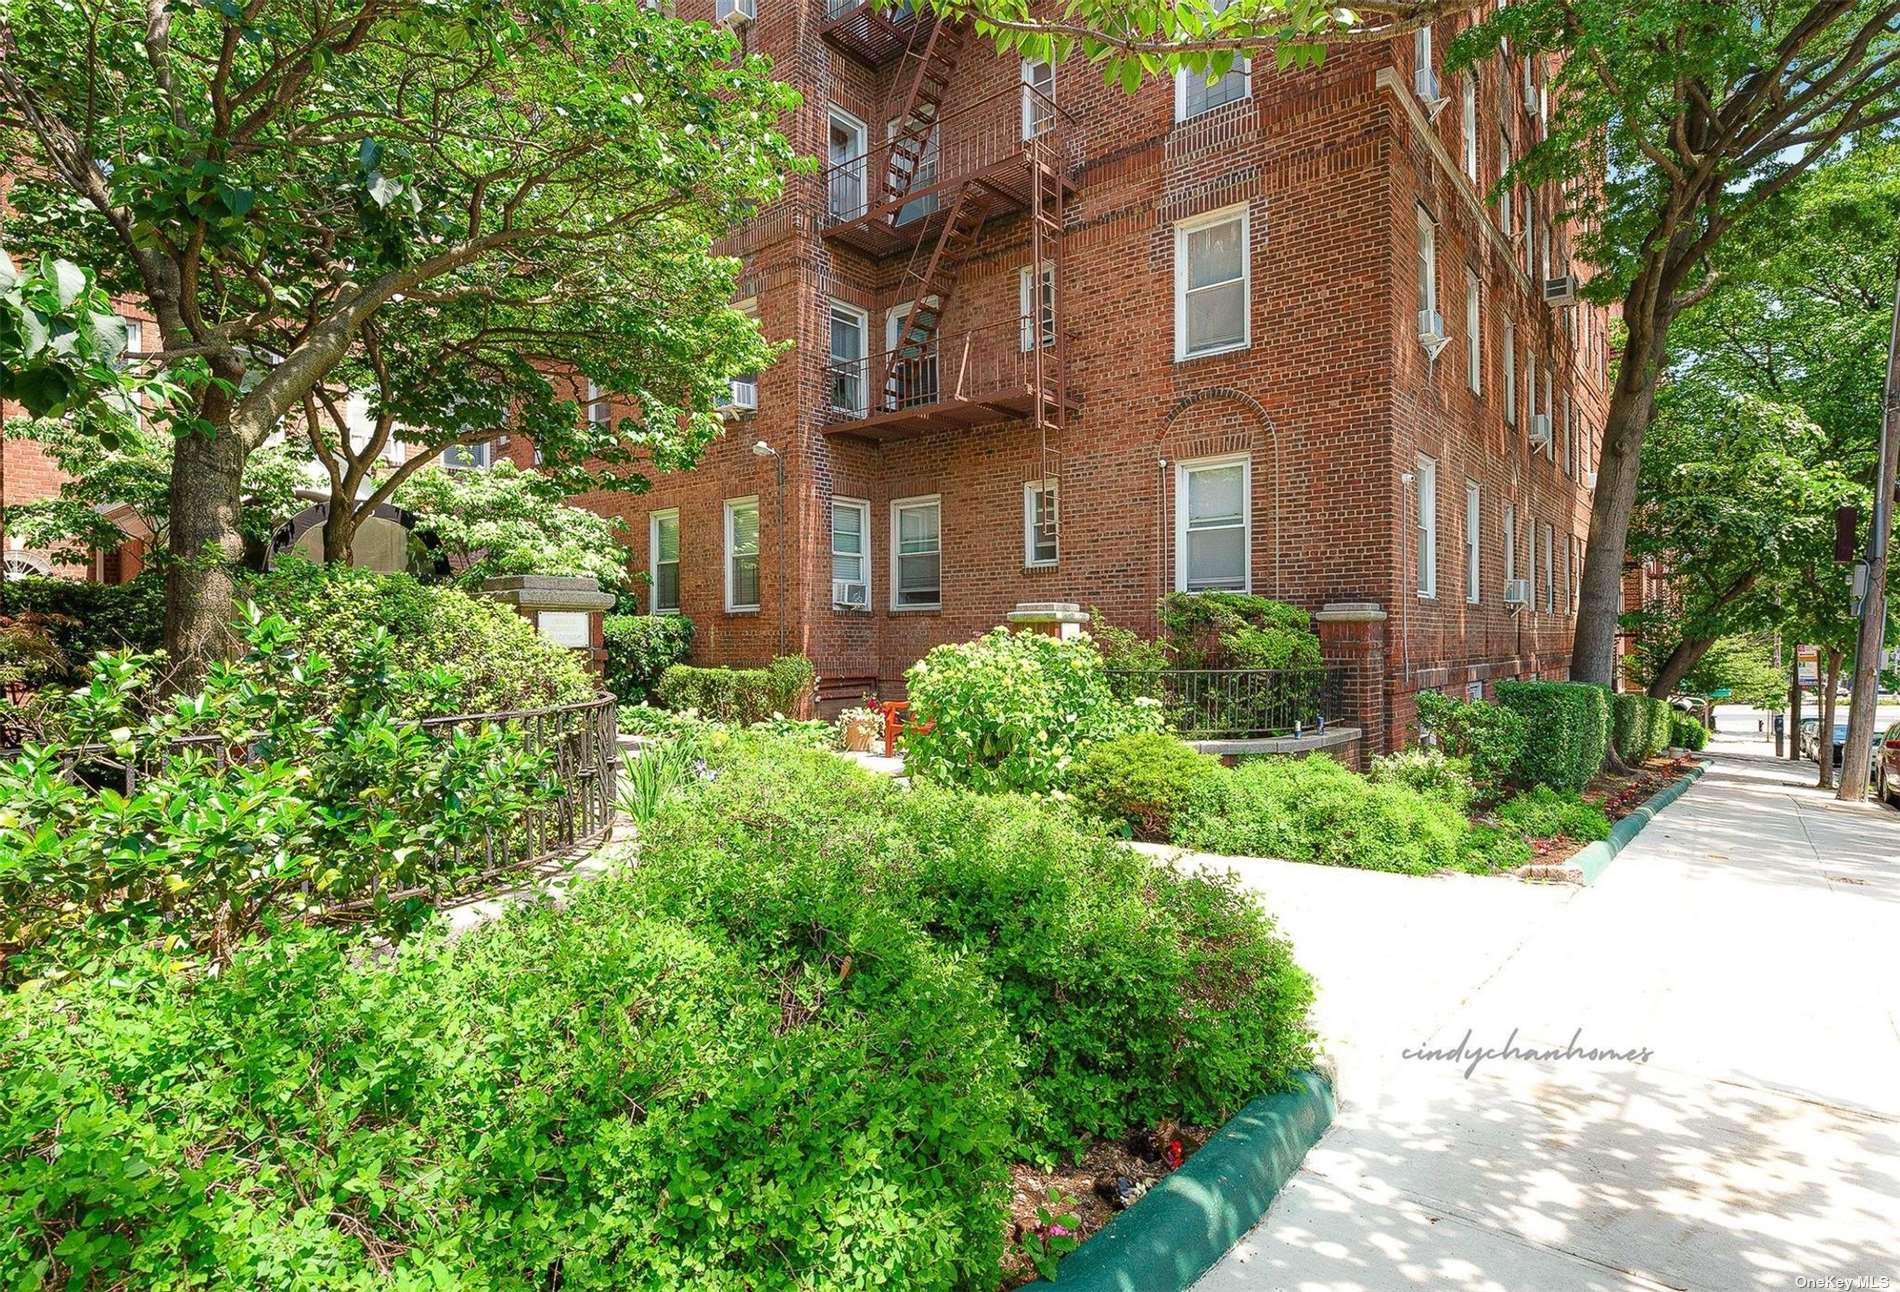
left=1524, top=752, right=1699, bottom=865
left=997, top=1124, right=1209, bottom=1287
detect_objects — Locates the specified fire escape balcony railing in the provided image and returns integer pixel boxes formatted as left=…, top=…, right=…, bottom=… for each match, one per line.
left=821, top=317, right=1074, bottom=441
left=820, top=0, right=927, bottom=66
left=818, top=83, right=1078, bottom=256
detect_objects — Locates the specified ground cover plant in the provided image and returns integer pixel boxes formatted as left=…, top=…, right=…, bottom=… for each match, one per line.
left=1493, top=786, right=1614, bottom=843
left=0, top=732, right=1318, bottom=1288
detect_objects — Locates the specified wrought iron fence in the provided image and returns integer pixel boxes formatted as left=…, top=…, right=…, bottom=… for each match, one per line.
left=0, top=694, right=620, bottom=914
left=1106, top=667, right=1344, bottom=739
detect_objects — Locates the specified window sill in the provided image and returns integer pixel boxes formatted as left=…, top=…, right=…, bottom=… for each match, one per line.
left=889, top=604, right=941, bottom=614
left=1024, top=560, right=1058, bottom=572
left=651, top=608, right=683, bottom=618
left=1174, top=340, right=1250, bottom=365
left=1418, top=592, right=1437, bottom=601
left=724, top=606, right=761, bottom=616
left=831, top=604, right=872, bottom=614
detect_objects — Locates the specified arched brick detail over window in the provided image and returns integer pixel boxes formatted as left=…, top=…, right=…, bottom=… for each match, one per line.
left=1158, top=387, right=1285, bottom=600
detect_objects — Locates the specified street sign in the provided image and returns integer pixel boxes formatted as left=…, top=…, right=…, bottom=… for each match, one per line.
left=1709, top=688, right=1732, bottom=698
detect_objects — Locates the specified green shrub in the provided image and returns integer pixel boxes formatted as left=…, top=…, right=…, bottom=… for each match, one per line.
left=1457, top=823, right=1535, bottom=873
left=0, top=572, right=165, bottom=676
left=1612, top=692, right=1677, bottom=764
left=1494, top=786, right=1612, bottom=841
left=1, top=614, right=558, bottom=982
left=602, top=612, right=694, bottom=703
left=1646, top=697, right=1676, bottom=758
left=0, top=878, right=1020, bottom=1290
left=1416, top=690, right=1529, bottom=797
left=902, top=628, right=1162, bottom=793
left=1173, top=754, right=1471, bottom=874
left=1368, top=747, right=1476, bottom=815
left=245, top=557, right=594, bottom=717
left=1066, top=731, right=1225, bottom=840
left=654, top=654, right=815, bottom=724
left=1494, top=680, right=1610, bottom=791
left=632, top=737, right=1315, bottom=1157
left=1671, top=711, right=1709, bottom=750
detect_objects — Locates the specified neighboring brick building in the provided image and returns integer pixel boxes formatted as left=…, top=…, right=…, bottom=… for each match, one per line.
left=562, top=3, right=1611, bottom=753
left=561, top=4, right=1612, bottom=752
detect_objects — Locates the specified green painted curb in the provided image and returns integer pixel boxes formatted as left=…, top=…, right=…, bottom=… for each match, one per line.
left=1569, top=759, right=1709, bottom=884
left=1034, top=1069, right=1335, bottom=1291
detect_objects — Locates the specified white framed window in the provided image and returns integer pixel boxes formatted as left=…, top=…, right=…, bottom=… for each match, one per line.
left=1173, top=203, right=1250, bottom=360
left=1024, top=480, right=1058, bottom=567
left=1175, top=455, right=1251, bottom=592
left=1461, top=74, right=1479, bottom=180
left=1563, top=392, right=1573, bottom=476
left=828, top=300, right=869, bottom=415
left=442, top=440, right=489, bottom=470
left=1464, top=269, right=1482, bottom=394
left=586, top=380, right=610, bottom=427
left=1503, top=317, right=1517, bottom=423
left=1175, top=0, right=1249, bottom=122
left=724, top=496, right=761, bottom=612
left=891, top=495, right=941, bottom=610
left=1415, top=455, right=1437, bottom=598
left=1525, top=350, right=1536, bottom=438
left=1525, top=509, right=1537, bottom=610
left=1465, top=480, right=1481, bottom=604
left=1022, top=58, right=1055, bottom=138
left=649, top=510, right=680, bottom=614
left=1503, top=501, right=1517, bottom=587
left=714, top=0, right=754, bottom=21
left=1498, top=129, right=1513, bottom=233
left=1541, top=521, right=1554, bottom=611
left=1416, top=206, right=1438, bottom=323
left=1415, top=25, right=1434, bottom=82
left=831, top=497, right=870, bottom=610
left=826, top=107, right=868, bottom=221
left=1542, top=364, right=1553, bottom=454
left=1019, top=260, right=1055, bottom=351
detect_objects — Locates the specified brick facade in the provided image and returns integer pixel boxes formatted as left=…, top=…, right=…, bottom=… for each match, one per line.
left=551, top=7, right=1612, bottom=752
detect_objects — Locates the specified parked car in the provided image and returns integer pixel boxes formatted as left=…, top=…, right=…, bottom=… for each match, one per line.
left=1797, top=716, right=1822, bottom=760
left=1809, top=721, right=1881, bottom=778
left=1877, top=722, right=1900, bottom=806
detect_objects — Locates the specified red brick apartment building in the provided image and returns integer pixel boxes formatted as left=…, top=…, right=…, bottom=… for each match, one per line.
left=565, top=1, right=1610, bottom=753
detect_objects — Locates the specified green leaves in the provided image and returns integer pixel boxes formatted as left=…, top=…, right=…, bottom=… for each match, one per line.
left=0, top=254, right=139, bottom=420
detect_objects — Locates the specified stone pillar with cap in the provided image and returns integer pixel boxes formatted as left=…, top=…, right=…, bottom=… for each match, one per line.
left=1314, top=601, right=1388, bottom=764
left=478, top=575, right=616, bottom=677
left=1004, top=601, right=1092, bottom=639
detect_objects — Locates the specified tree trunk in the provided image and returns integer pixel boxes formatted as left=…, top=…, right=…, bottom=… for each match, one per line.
left=1645, top=634, right=1718, bottom=699
left=1817, top=648, right=1842, bottom=788
left=1571, top=306, right=1670, bottom=685
left=321, top=498, right=356, bottom=567
left=162, top=427, right=249, bottom=689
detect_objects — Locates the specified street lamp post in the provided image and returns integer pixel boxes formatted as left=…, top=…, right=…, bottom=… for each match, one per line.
left=751, top=439, right=787, bottom=657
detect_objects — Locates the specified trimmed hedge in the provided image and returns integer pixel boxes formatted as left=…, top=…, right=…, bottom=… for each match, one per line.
left=1612, top=692, right=1674, bottom=764
left=1495, top=680, right=1610, bottom=792
left=602, top=613, right=694, bottom=703
left=1066, top=731, right=1225, bottom=840
left=0, top=573, right=165, bottom=678
left=1414, top=690, right=1528, bottom=799
left=655, top=654, right=815, bottom=724
left=1671, top=711, right=1709, bottom=751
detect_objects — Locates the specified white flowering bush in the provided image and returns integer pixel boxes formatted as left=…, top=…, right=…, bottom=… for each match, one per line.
left=902, top=628, right=1163, bottom=793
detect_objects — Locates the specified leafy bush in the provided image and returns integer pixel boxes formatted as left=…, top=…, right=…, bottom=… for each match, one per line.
left=1494, top=680, right=1610, bottom=791
left=0, top=572, right=165, bottom=677
left=1458, top=823, right=1535, bottom=873
left=903, top=629, right=1162, bottom=793
left=395, top=459, right=633, bottom=592
left=1173, top=754, right=1470, bottom=874
left=602, top=612, right=695, bottom=703
left=633, top=737, right=1315, bottom=1157
left=1368, top=746, right=1476, bottom=815
left=1157, top=591, right=1318, bottom=668
left=0, top=614, right=557, bottom=982
left=1066, top=731, right=1225, bottom=840
left=1415, top=689, right=1529, bottom=797
left=0, top=877, right=1019, bottom=1290
left=1612, top=692, right=1675, bottom=764
left=654, top=654, right=815, bottom=724
left=245, top=557, right=594, bottom=717
left=1494, top=786, right=1612, bottom=841
left=1671, top=711, right=1709, bottom=750
left=616, top=734, right=711, bottom=827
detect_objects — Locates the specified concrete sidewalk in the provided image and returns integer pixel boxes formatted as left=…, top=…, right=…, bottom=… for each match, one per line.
left=1190, top=737, right=1900, bottom=1292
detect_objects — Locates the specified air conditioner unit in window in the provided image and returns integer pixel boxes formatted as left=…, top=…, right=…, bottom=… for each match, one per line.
left=1523, top=82, right=1539, bottom=114
left=716, top=0, right=755, bottom=24
left=1504, top=577, right=1531, bottom=606
left=1583, top=469, right=1598, bottom=490
left=1418, top=309, right=1450, bottom=361
left=1544, top=272, right=1578, bottom=305
left=831, top=579, right=868, bottom=610
left=1528, top=413, right=1552, bottom=450
left=1413, top=67, right=1449, bottom=119
left=722, top=376, right=758, bottom=412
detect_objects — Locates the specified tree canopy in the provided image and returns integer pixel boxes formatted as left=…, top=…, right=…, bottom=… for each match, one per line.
left=396, top=459, right=631, bottom=593
left=0, top=0, right=797, bottom=674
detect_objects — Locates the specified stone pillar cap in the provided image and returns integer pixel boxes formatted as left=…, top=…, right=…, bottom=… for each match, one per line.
left=1006, top=601, right=1091, bottom=624
left=1314, top=601, right=1389, bottom=623
left=478, top=574, right=616, bottom=612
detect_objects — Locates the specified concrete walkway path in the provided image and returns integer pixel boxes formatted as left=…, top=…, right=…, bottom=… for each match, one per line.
left=1188, top=736, right=1900, bottom=1292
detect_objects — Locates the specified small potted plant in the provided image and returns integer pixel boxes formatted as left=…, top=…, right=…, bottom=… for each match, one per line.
left=837, top=704, right=881, bottom=753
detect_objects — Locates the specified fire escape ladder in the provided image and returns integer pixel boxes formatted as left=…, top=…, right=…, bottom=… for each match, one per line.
left=881, top=21, right=964, bottom=208
left=877, top=181, right=991, bottom=410
left=1029, top=138, right=1067, bottom=548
